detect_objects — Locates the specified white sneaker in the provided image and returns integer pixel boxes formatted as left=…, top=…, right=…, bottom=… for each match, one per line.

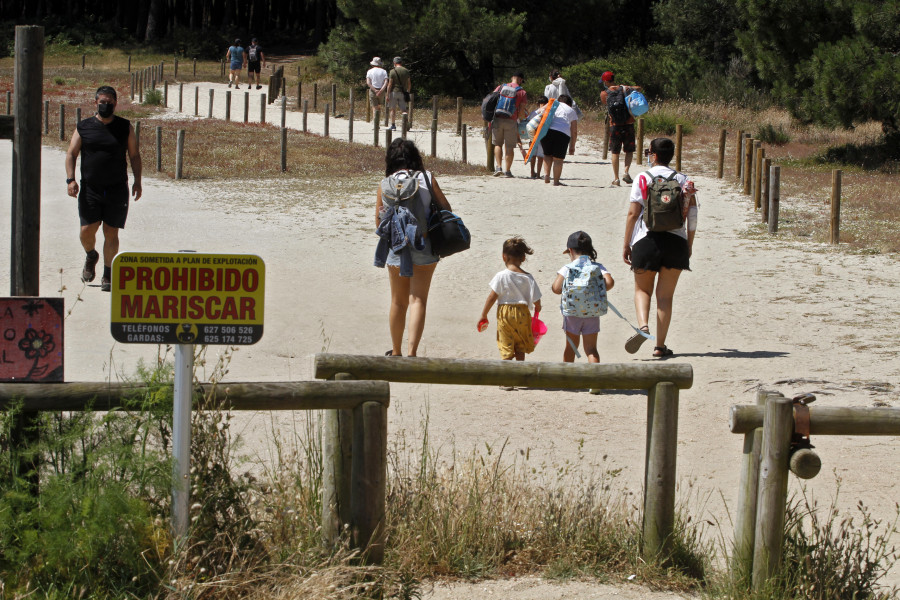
left=493, top=169, right=504, bottom=177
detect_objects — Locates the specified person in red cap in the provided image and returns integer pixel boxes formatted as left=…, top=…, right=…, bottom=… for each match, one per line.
left=600, top=71, right=642, bottom=186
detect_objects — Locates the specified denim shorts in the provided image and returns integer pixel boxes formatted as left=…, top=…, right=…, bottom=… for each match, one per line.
left=230, top=61, right=242, bottom=71
left=385, top=237, right=439, bottom=267
left=562, top=315, right=600, bottom=335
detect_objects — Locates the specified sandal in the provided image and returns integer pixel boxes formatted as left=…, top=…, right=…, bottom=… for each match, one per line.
left=653, top=345, right=674, bottom=358
left=625, top=326, right=650, bottom=354
left=385, top=349, right=401, bottom=356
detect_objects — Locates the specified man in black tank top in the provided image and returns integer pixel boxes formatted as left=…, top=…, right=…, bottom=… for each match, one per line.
left=65, top=86, right=142, bottom=292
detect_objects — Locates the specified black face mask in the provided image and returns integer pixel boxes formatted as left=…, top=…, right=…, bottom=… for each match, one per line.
left=98, top=103, right=114, bottom=118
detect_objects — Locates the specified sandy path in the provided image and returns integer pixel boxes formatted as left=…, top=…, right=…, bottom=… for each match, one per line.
left=2, top=86, right=898, bottom=598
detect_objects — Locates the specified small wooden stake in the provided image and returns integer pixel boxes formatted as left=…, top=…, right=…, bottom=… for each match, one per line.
left=735, top=129, right=744, bottom=179
left=175, top=129, right=185, bottom=180
left=754, top=146, right=765, bottom=210
left=430, top=118, right=437, bottom=157
left=225, top=90, right=231, bottom=122
left=768, top=165, right=780, bottom=234
left=324, top=103, right=330, bottom=137
left=281, top=95, right=286, bottom=128
left=675, top=123, right=683, bottom=171
left=244, top=91, right=249, bottom=123
left=830, top=169, right=842, bottom=244
left=603, top=117, right=610, bottom=159
left=401, top=112, right=407, bottom=140
left=462, top=124, right=468, bottom=164
left=636, top=118, right=644, bottom=163
left=313, top=82, right=318, bottom=111
left=717, top=129, right=726, bottom=178
left=178, top=82, right=183, bottom=112
left=207, top=89, right=213, bottom=118
left=348, top=89, right=355, bottom=142
left=456, top=96, right=462, bottom=135
left=374, top=109, right=380, bottom=147
left=58, top=103, right=64, bottom=141
left=643, top=382, right=679, bottom=562
left=194, top=86, right=198, bottom=116
left=351, top=400, right=388, bottom=563
left=303, top=100, right=308, bottom=133
left=743, top=137, right=754, bottom=195
left=761, top=157, right=771, bottom=224
left=280, top=127, right=287, bottom=172
left=331, top=83, right=337, bottom=114
left=260, top=93, right=266, bottom=122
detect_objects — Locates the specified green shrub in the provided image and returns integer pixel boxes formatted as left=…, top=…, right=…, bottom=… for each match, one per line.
left=53, top=76, right=66, bottom=85
left=642, top=111, right=695, bottom=136
left=756, top=123, right=792, bottom=145
left=143, top=88, right=163, bottom=106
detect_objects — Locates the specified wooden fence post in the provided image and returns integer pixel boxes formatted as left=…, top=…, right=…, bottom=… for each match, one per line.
left=130, top=73, right=135, bottom=100
left=134, top=121, right=140, bottom=148
left=297, top=81, right=302, bottom=110
left=643, top=381, right=679, bottom=562
left=717, top=129, right=726, bottom=178
left=43, top=99, right=48, bottom=134
left=207, top=89, right=214, bottom=118
left=733, top=389, right=772, bottom=585
left=761, top=158, right=771, bottom=224
left=830, top=169, right=842, bottom=244
left=281, top=95, right=286, bottom=128
left=81, top=53, right=85, bottom=69
left=485, top=121, right=494, bottom=171
left=751, top=395, right=793, bottom=590
left=313, top=82, right=318, bottom=111
left=225, top=90, right=231, bottom=122
left=348, top=89, right=354, bottom=142
left=280, top=127, right=287, bottom=172
left=281, top=77, right=286, bottom=99
left=754, top=146, right=764, bottom=210
left=401, top=112, right=407, bottom=140
left=603, top=116, right=610, bottom=160
left=430, top=118, right=437, bottom=157
left=260, top=93, right=266, bottom=122
left=408, top=93, right=414, bottom=129
left=175, top=129, right=185, bottom=180
left=743, top=138, right=754, bottom=195
left=636, top=118, right=644, bottom=164
left=302, top=100, right=308, bottom=133
left=155, top=126, right=162, bottom=172
left=5, top=90, right=9, bottom=115
left=351, top=399, right=388, bottom=563
left=193, top=57, right=196, bottom=76
left=244, top=91, right=249, bottom=123
left=163, top=80, right=168, bottom=108
left=331, top=83, right=337, bottom=114
left=374, top=109, right=380, bottom=147
left=675, top=124, right=683, bottom=171
left=194, top=86, right=198, bottom=116
left=322, top=374, right=355, bottom=549
left=456, top=96, right=462, bottom=135
left=58, top=103, right=64, bottom=141
left=366, top=91, right=372, bottom=123
left=462, top=124, right=467, bottom=164
left=735, top=129, right=744, bottom=180
left=768, top=165, right=780, bottom=234
left=431, top=95, right=438, bottom=122
left=178, top=82, right=183, bottom=112
left=128, top=55, right=131, bottom=72
left=174, top=58, right=178, bottom=79
left=324, top=103, right=330, bottom=137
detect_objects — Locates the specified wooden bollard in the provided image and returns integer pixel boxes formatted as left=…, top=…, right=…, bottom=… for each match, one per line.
left=754, top=147, right=765, bottom=210
left=313, top=82, right=318, bottom=111
left=761, top=157, right=771, bottom=224
left=768, top=165, right=780, bottom=234
left=750, top=140, right=761, bottom=201
left=81, top=53, right=85, bottom=69
left=366, top=92, right=372, bottom=123
left=384, top=95, right=389, bottom=127
left=430, top=118, right=437, bottom=157
left=735, top=129, right=744, bottom=179
left=155, top=126, right=162, bottom=172
left=134, top=121, right=140, bottom=148
left=220, top=59, right=225, bottom=77
left=374, top=109, right=380, bottom=147
left=260, top=93, right=266, bottom=122
left=58, top=103, right=65, bottom=141
left=139, top=75, right=143, bottom=103
left=830, top=169, right=842, bottom=244
left=281, top=96, right=286, bottom=128
left=642, top=382, right=679, bottom=562
left=462, top=124, right=467, bottom=164
left=324, top=103, right=330, bottom=137
left=743, top=138, right=754, bottom=195
left=130, top=73, right=135, bottom=100
left=193, top=58, right=196, bottom=76
left=636, top=118, right=644, bottom=163
left=127, top=55, right=131, bottom=72
left=385, top=126, right=393, bottom=149
left=5, top=90, right=10, bottom=115
left=43, top=100, right=49, bottom=135
left=174, top=58, right=178, bottom=79
left=322, top=400, right=354, bottom=548
left=302, top=100, right=308, bottom=133
left=244, top=91, right=249, bottom=123
left=401, top=113, right=407, bottom=140
left=207, top=89, right=214, bottom=118
left=280, top=127, right=287, bottom=172
left=297, top=81, right=302, bottom=109
left=348, top=89, right=355, bottom=142
left=281, top=77, right=286, bottom=98
left=159, top=61, right=164, bottom=80
left=178, top=82, right=183, bottom=112
left=175, top=129, right=185, bottom=180
left=225, top=91, right=232, bottom=122
left=485, top=121, right=494, bottom=171
left=409, top=93, right=414, bottom=129
left=675, top=123, right=683, bottom=171
left=351, top=400, right=388, bottom=563
left=732, top=389, right=772, bottom=584
left=431, top=95, right=438, bottom=121
left=456, top=96, right=462, bottom=135
left=164, top=80, right=168, bottom=107
left=602, top=117, right=610, bottom=159
left=194, top=86, right=199, bottom=116
left=331, top=83, right=337, bottom=114
left=717, top=129, right=726, bottom=178
left=752, top=396, right=793, bottom=590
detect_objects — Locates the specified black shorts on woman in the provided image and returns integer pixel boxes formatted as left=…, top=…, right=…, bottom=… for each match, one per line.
left=540, top=129, right=570, bottom=159
left=630, top=231, right=690, bottom=272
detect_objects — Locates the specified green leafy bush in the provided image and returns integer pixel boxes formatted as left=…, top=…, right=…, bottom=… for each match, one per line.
left=756, top=124, right=792, bottom=145
left=642, top=111, right=694, bottom=136
left=143, top=88, right=163, bottom=106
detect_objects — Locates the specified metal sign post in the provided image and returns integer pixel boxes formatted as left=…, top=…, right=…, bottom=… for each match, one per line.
left=172, top=342, right=194, bottom=536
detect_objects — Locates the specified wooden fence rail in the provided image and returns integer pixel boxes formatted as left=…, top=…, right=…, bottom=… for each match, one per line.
left=314, top=353, right=692, bottom=563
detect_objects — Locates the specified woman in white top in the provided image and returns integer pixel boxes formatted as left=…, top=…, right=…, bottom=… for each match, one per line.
left=543, top=70, right=571, bottom=99
left=622, top=137, right=698, bottom=358
left=539, top=95, right=578, bottom=186
left=375, top=139, right=452, bottom=357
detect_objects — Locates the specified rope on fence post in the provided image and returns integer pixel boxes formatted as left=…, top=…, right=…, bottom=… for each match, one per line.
left=175, top=129, right=185, bottom=180
left=768, top=165, right=780, bottom=234
left=830, top=169, right=842, bottom=244
left=717, top=129, right=726, bottom=178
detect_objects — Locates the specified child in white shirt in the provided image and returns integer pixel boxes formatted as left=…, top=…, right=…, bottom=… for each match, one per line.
left=479, top=237, right=542, bottom=361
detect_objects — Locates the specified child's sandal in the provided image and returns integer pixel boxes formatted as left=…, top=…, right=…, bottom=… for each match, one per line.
left=652, top=345, right=673, bottom=358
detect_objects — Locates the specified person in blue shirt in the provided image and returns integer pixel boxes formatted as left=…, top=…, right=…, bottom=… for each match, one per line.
left=226, top=39, right=245, bottom=89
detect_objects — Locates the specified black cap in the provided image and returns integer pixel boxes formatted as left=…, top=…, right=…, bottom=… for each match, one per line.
left=564, top=231, right=591, bottom=253
left=514, top=71, right=525, bottom=82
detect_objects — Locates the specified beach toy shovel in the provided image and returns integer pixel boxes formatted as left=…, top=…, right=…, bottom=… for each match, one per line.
left=531, top=312, right=548, bottom=345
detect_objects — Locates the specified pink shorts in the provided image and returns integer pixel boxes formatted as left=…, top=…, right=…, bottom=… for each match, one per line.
left=562, top=316, right=600, bottom=335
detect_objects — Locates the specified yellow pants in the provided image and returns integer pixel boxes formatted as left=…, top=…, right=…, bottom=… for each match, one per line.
left=496, top=304, right=535, bottom=359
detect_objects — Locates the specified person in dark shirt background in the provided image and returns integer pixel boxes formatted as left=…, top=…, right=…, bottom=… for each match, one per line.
left=65, top=86, right=142, bottom=292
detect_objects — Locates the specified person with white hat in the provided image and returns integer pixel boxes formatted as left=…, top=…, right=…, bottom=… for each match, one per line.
left=366, top=56, right=388, bottom=110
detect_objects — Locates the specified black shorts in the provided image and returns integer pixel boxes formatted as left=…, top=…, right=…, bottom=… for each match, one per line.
left=248, top=61, right=261, bottom=74
left=78, top=181, right=129, bottom=229
left=540, top=129, right=570, bottom=159
left=610, top=123, right=636, bottom=154
left=630, top=231, right=690, bottom=272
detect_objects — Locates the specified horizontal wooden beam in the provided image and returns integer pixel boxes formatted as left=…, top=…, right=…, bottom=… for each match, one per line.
left=730, top=405, right=900, bottom=435
left=0, top=380, right=390, bottom=412
left=0, top=115, right=12, bottom=139
left=314, top=354, right=693, bottom=390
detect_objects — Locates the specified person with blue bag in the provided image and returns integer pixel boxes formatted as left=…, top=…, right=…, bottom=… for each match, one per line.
left=600, top=71, right=643, bottom=186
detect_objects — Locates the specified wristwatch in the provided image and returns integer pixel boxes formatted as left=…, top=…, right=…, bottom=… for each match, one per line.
left=66, top=178, right=75, bottom=184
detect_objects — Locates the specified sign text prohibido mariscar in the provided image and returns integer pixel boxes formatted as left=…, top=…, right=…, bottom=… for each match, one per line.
left=110, top=252, right=264, bottom=345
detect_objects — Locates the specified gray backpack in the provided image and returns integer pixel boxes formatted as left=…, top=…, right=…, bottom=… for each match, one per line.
left=642, top=170, right=687, bottom=232
left=381, top=171, right=428, bottom=238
